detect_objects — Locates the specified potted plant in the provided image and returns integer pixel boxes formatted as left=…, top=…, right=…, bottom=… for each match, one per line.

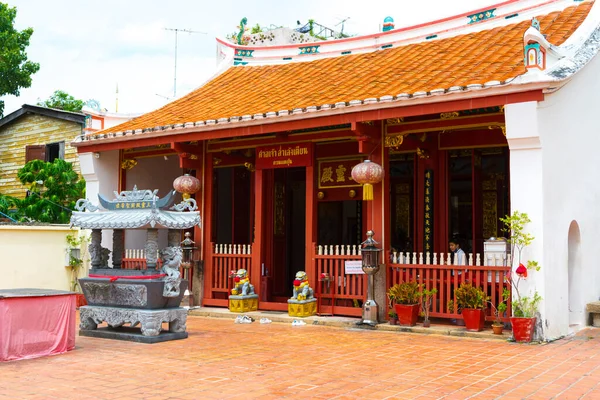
left=388, top=281, right=422, bottom=326
left=420, top=288, right=437, bottom=327
left=489, top=288, right=510, bottom=335
left=65, top=233, right=88, bottom=308
left=500, top=211, right=542, bottom=343
left=388, top=310, right=398, bottom=325
left=451, top=283, right=488, bottom=331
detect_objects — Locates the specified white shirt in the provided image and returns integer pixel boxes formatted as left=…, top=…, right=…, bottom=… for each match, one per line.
left=454, top=248, right=466, bottom=266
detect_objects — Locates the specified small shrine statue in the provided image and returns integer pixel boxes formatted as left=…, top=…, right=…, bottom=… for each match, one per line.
left=288, top=271, right=317, bottom=317
left=291, top=271, right=314, bottom=301
left=100, top=247, right=111, bottom=268
left=160, top=247, right=182, bottom=297
left=231, top=269, right=255, bottom=296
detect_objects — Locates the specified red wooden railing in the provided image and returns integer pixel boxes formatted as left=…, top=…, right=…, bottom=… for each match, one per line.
left=208, top=243, right=253, bottom=300
left=388, top=262, right=512, bottom=322
left=314, top=243, right=366, bottom=317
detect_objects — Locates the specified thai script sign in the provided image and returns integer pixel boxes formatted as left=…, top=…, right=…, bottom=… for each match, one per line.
left=318, top=158, right=362, bottom=188
left=255, top=143, right=313, bottom=169
left=424, top=169, right=434, bottom=253
left=344, top=260, right=364, bottom=274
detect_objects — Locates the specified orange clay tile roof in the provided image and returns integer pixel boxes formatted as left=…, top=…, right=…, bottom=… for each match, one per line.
left=100, top=2, right=592, bottom=135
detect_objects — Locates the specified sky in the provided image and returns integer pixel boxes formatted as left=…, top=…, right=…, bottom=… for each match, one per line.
left=1, top=0, right=499, bottom=116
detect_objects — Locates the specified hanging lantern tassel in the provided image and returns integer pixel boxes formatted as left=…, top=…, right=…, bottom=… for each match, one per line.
left=362, top=183, right=374, bottom=201
left=351, top=160, right=384, bottom=202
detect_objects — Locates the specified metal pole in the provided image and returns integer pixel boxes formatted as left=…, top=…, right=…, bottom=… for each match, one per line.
left=165, top=28, right=207, bottom=99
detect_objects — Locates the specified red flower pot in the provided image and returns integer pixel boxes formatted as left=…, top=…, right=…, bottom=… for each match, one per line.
left=510, top=317, right=536, bottom=342
left=461, top=308, right=485, bottom=332
left=394, top=304, right=420, bottom=326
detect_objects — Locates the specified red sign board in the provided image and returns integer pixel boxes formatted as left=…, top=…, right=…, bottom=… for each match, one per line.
left=318, top=158, right=363, bottom=188
left=256, top=143, right=313, bottom=170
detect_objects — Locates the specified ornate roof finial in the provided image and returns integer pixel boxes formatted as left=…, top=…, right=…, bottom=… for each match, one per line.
left=531, top=17, right=540, bottom=31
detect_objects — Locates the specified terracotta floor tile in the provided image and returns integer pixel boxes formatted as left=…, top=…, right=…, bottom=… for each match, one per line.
left=2, top=316, right=600, bottom=399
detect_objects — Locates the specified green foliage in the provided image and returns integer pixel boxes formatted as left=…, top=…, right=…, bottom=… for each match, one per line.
left=500, top=211, right=535, bottom=260
left=0, top=193, right=19, bottom=214
left=453, top=283, right=488, bottom=310
left=387, top=281, right=422, bottom=305
left=37, top=90, right=84, bottom=112
left=388, top=310, right=397, bottom=319
left=489, top=288, right=510, bottom=325
left=500, top=210, right=543, bottom=317
left=251, top=23, right=262, bottom=34
left=421, top=288, right=438, bottom=321
left=17, top=159, right=85, bottom=224
left=513, top=292, right=542, bottom=318
left=0, top=3, right=40, bottom=117
left=65, top=233, right=88, bottom=292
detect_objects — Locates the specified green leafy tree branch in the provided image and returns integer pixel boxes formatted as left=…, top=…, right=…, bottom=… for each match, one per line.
left=0, top=3, right=40, bottom=117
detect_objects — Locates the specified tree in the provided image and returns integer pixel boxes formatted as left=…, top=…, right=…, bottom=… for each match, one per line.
left=38, top=90, right=85, bottom=112
left=17, top=159, right=85, bottom=224
left=0, top=193, right=20, bottom=221
left=0, top=3, right=40, bottom=117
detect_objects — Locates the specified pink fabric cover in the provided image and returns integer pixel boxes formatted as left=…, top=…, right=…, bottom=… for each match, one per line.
left=0, top=294, right=76, bottom=362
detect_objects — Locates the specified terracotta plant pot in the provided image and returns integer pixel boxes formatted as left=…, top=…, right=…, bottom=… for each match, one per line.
left=492, top=324, right=504, bottom=335
left=461, top=308, right=485, bottom=332
left=423, top=320, right=431, bottom=328
left=394, top=304, right=420, bottom=326
left=389, top=318, right=398, bottom=325
left=511, top=317, right=536, bottom=342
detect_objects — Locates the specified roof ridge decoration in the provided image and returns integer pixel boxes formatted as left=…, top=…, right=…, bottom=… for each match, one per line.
left=523, top=17, right=566, bottom=71
left=517, top=0, right=600, bottom=84
left=215, top=0, right=588, bottom=68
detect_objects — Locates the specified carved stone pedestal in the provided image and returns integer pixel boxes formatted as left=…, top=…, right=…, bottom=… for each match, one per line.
left=229, top=294, right=258, bottom=313
left=288, top=298, right=317, bottom=317
left=79, top=306, right=188, bottom=343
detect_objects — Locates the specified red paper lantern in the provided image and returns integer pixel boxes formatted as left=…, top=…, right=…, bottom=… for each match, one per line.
left=173, top=173, right=201, bottom=200
left=351, top=160, right=384, bottom=201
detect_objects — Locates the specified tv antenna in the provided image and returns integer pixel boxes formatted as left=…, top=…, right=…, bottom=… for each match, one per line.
left=164, top=27, right=206, bottom=98
left=335, top=17, right=350, bottom=36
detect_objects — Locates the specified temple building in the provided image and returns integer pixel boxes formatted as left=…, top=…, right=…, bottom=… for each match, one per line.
left=73, top=0, right=600, bottom=340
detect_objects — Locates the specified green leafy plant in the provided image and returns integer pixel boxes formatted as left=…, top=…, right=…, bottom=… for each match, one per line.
left=37, top=90, right=85, bottom=112
left=387, top=281, right=422, bottom=305
left=450, top=283, right=488, bottom=311
left=0, top=193, right=21, bottom=221
left=489, top=288, right=510, bottom=326
left=388, top=310, right=397, bottom=319
left=500, top=211, right=542, bottom=318
left=0, top=3, right=40, bottom=117
left=65, top=233, right=88, bottom=292
left=251, top=23, right=263, bottom=34
left=421, top=288, right=438, bottom=322
left=17, top=159, right=85, bottom=224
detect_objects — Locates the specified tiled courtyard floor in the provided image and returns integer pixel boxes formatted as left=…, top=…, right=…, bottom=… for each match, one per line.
left=2, top=316, right=600, bottom=400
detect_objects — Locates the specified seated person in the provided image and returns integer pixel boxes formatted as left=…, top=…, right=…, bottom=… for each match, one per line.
left=449, top=238, right=466, bottom=266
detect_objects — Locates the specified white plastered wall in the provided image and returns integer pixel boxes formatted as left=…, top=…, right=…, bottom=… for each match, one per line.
left=505, top=50, right=600, bottom=340
left=79, top=151, right=120, bottom=261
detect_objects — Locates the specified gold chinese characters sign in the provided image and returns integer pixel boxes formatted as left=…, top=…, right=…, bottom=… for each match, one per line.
left=423, top=169, right=434, bottom=253
left=318, top=159, right=362, bottom=189
left=115, top=201, right=153, bottom=210
left=255, top=143, right=313, bottom=170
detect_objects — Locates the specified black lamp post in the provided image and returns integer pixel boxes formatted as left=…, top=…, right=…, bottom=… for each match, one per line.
left=359, top=230, right=382, bottom=326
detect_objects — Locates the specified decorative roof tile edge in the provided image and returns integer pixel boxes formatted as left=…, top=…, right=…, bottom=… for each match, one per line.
left=77, top=79, right=558, bottom=145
